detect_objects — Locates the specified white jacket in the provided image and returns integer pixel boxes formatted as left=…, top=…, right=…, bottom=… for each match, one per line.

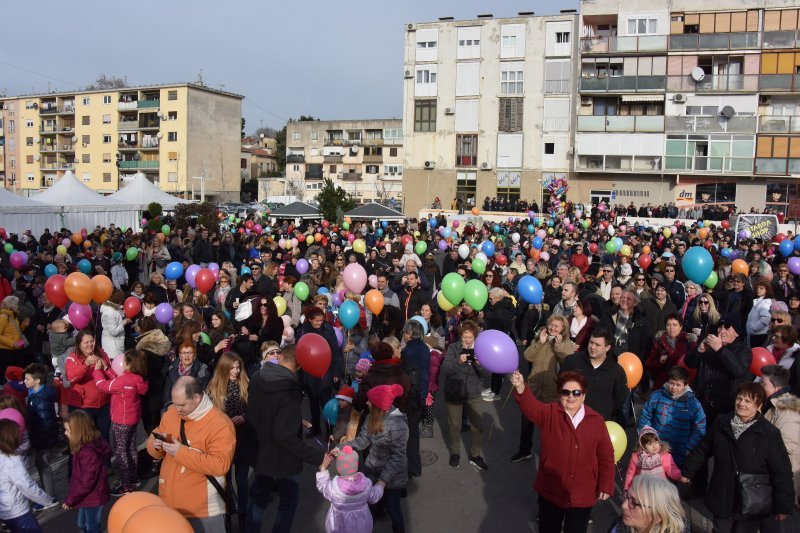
left=101, top=302, right=126, bottom=358
left=0, top=453, right=53, bottom=520
left=746, top=297, right=772, bottom=336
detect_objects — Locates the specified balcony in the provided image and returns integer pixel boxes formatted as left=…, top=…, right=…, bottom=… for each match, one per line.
left=755, top=157, right=800, bottom=175
left=667, top=74, right=758, bottom=93
left=39, top=126, right=57, bottom=135
left=39, top=144, right=57, bottom=153
left=323, top=155, right=343, bottom=163
left=759, top=74, right=800, bottom=92
left=118, top=142, right=139, bottom=150
left=341, top=171, right=363, bottom=181
left=762, top=30, right=800, bottom=49
left=117, top=119, right=139, bottom=131
left=668, top=32, right=761, bottom=51
left=665, top=115, right=757, bottom=133
left=58, top=105, right=75, bottom=115
left=137, top=99, right=160, bottom=109
left=576, top=154, right=663, bottom=172
left=140, top=140, right=159, bottom=150
left=118, top=101, right=138, bottom=110
left=40, top=162, right=75, bottom=170
left=305, top=170, right=323, bottom=180
left=119, top=160, right=159, bottom=169
left=39, top=105, right=58, bottom=115
left=362, top=138, right=384, bottom=146
left=363, top=154, right=383, bottom=164
left=664, top=155, right=753, bottom=173
left=580, top=35, right=668, bottom=54
left=286, top=154, right=305, bottom=163
left=580, top=75, right=666, bottom=92
left=56, top=143, right=75, bottom=152
left=577, top=115, right=665, bottom=132
left=758, top=115, right=800, bottom=134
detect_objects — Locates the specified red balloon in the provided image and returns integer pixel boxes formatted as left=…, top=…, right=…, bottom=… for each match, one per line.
left=195, top=268, right=216, bottom=294
left=401, top=234, right=412, bottom=247
left=721, top=220, right=730, bottom=229
left=123, top=297, right=142, bottom=319
left=296, top=333, right=332, bottom=377
left=0, top=228, right=6, bottom=240
left=775, top=233, right=786, bottom=243
left=677, top=355, right=697, bottom=383
left=322, top=220, right=330, bottom=228
left=495, top=254, right=507, bottom=266
left=44, top=275, right=68, bottom=308
left=638, top=254, right=652, bottom=269
left=601, top=220, right=609, bottom=229
left=245, top=220, right=255, bottom=230
left=589, top=243, right=599, bottom=254
left=750, top=347, right=776, bottom=377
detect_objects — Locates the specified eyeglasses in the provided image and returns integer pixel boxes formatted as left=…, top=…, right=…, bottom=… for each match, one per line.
left=560, top=389, right=584, bottom=398
left=771, top=318, right=785, bottom=323
left=623, top=492, right=647, bottom=510
left=603, top=269, right=613, bottom=273
left=485, top=275, right=493, bottom=278
left=636, top=277, right=645, bottom=282
left=265, top=349, right=282, bottom=356
left=665, top=269, right=675, bottom=273
left=179, top=351, right=195, bottom=356
left=699, top=300, right=709, bottom=305
left=773, top=335, right=784, bottom=341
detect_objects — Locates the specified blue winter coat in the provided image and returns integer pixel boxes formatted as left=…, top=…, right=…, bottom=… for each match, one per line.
left=26, top=385, right=59, bottom=449
left=639, top=385, right=706, bottom=466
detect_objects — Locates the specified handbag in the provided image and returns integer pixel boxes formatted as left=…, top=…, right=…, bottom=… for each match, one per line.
left=730, top=446, right=773, bottom=517
left=443, top=361, right=480, bottom=403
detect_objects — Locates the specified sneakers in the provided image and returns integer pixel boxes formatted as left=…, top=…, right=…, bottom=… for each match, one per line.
left=420, top=425, right=434, bottom=439
left=110, top=484, right=135, bottom=497
left=469, top=456, right=489, bottom=471
left=480, top=387, right=492, bottom=397
left=482, top=392, right=501, bottom=402
left=510, top=451, right=533, bottom=463
left=449, top=454, right=460, bottom=469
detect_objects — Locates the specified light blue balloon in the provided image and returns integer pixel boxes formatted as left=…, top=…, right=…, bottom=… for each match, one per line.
left=613, top=237, right=623, bottom=250
left=376, top=228, right=383, bottom=237
left=441, top=227, right=452, bottom=239
left=411, top=315, right=429, bottom=334
left=547, top=220, right=554, bottom=227
left=240, top=266, right=251, bottom=275
left=682, top=246, right=714, bottom=284
left=317, top=286, right=329, bottom=294
left=322, top=398, right=339, bottom=426
left=493, top=224, right=500, bottom=233
left=381, top=220, right=388, bottom=229
left=527, top=224, right=535, bottom=234
left=77, top=259, right=92, bottom=275
left=339, top=300, right=360, bottom=330
left=44, top=264, right=58, bottom=278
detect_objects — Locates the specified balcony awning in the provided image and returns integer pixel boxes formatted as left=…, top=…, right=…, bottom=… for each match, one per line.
left=621, top=95, right=664, bottom=102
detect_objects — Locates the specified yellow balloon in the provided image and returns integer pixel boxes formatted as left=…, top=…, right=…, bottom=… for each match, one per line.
left=414, top=231, right=420, bottom=237
left=663, top=227, right=672, bottom=238
left=306, top=235, right=314, bottom=245
left=56, top=245, right=67, bottom=256
left=273, top=296, right=287, bottom=316
left=437, top=290, right=455, bottom=312
left=620, top=245, right=632, bottom=257
left=547, top=227, right=554, bottom=235
left=353, top=239, right=366, bottom=254
left=285, top=240, right=293, bottom=250
left=605, top=421, right=628, bottom=463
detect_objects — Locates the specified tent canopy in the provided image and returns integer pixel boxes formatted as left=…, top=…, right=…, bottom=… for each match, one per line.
left=270, top=201, right=320, bottom=219
left=109, top=172, right=192, bottom=210
left=344, top=202, right=405, bottom=221
left=33, top=171, right=125, bottom=208
left=0, top=188, right=50, bottom=207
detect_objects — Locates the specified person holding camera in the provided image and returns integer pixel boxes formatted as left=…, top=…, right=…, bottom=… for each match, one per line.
left=441, top=320, right=488, bottom=471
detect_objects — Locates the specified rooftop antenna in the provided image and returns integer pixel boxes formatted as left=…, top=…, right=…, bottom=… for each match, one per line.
left=197, top=69, right=204, bottom=86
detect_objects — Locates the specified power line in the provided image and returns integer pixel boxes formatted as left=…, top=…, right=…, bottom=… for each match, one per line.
left=0, top=60, right=82, bottom=89
left=242, top=97, right=287, bottom=123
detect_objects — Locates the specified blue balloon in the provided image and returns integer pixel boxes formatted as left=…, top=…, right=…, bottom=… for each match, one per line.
left=481, top=240, right=495, bottom=257
left=697, top=220, right=704, bottom=228
left=795, top=236, right=800, bottom=251
left=493, top=225, right=500, bottom=233
left=720, top=247, right=731, bottom=258
left=527, top=224, right=535, bottom=234
left=411, top=315, right=429, bottom=334
left=547, top=220, right=554, bottom=227
left=534, top=217, right=540, bottom=225
left=682, top=246, right=714, bottom=284
left=322, top=398, right=339, bottom=426
left=44, top=264, right=57, bottom=278
left=518, top=275, right=543, bottom=304
left=613, top=237, right=623, bottom=250
left=317, top=286, right=329, bottom=294
left=429, top=218, right=438, bottom=229
left=77, top=259, right=92, bottom=275
left=376, top=228, right=383, bottom=237
left=381, top=220, right=388, bottom=229
left=339, top=300, right=360, bottom=330
left=532, top=237, right=543, bottom=250
left=164, top=261, right=184, bottom=280
left=249, top=249, right=260, bottom=259
left=779, top=239, right=794, bottom=257
left=441, top=227, right=452, bottom=239
left=240, top=266, right=251, bottom=275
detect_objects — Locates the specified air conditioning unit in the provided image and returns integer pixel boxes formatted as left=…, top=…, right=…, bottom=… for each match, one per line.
left=404, top=70, right=414, bottom=79
left=580, top=96, right=592, bottom=106
left=444, top=107, right=454, bottom=115
left=673, top=93, right=686, bottom=103
left=407, top=23, right=417, bottom=31
left=82, top=143, right=88, bottom=148
left=424, top=160, right=435, bottom=169
left=481, top=162, right=492, bottom=170
left=759, top=95, right=772, bottom=105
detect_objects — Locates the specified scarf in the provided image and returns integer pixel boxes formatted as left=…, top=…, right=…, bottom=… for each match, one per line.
left=187, top=393, right=214, bottom=421
left=178, top=360, right=193, bottom=376
left=570, top=317, right=587, bottom=339
left=638, top=450, right=665, bottom=477
left=730, top=414, right=758, bottom=440
left=223, top=380, right=246, bottom=418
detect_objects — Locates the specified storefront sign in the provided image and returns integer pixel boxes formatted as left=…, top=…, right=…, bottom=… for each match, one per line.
left=674, top=184, right=696, bottom=207
left=734, top=214, right=778, bottom=243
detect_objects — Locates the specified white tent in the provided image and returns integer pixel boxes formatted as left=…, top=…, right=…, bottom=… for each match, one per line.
left=0, top=188, right=62, bottom=235
left=109, top=172, right=193, bottom=210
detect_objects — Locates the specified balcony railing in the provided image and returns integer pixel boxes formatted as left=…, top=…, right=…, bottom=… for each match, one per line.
left=759, top=74, right=800, bottom=92
left=39, top=126, right=57, bottom=134
left=323, top=155, right=343, bottom=163
left=341, top=172, right=363, bottom=181
left=286, top=154, right=305, bottom=163
left=137, top=99, right=160, bottom=109
left=140, top=140, right=159, bottom=149
left=118, top=120, right=139, bottom=130
left=758, top=115, right=800, bottom=133
left=580, top=75, right=666, bottom=92
left=58, top=106, right=75, bottom=115
left=755, top=157, right=800, bottom=175
left=762, top=30, right=800, bottom=49
left=577, top=115, right=665, bottom=132
left=118, top=142, right=139, bottom=150
left=665, top=115, right=757, bottom=133
left=668, top=32, right=760, bottom=51
left=118, top=101, right=138, bottom=110
left=39, top=145, right=57, bottom=152
left=664, top=155, right=753, bottom=173
left=544, top=79, right=571, bottom=94
left=138, top=121, right=159, bottom=129
left=580, top=34, right=668, bottom=54
left=576, top=154, right=663, bottom=172
left=39, top=105, right=58, bottom=115
left=325, top=138, right=345, bottom=146
left=305, top=171, right=323, bottom=180
left=57, top=143, right=75, bottom=152
left=363, top=154, right=383, bottom=164
left=362, top=138, right=384, bottom=146
left=667, top=74, right=758, bottom=93
left=40, top=162, right=75, bottom=170
left=119, top=160, right=159, bottom=169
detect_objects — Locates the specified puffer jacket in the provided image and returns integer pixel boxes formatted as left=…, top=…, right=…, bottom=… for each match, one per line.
left=645, top=331, right=696, bottom=390
left=93, top=368, right=149, bottom=425
left=0, top=452, right=54, bottom=520
left=65, top=349, right=112, bottom=409
left=766, top=392, right=800, bottom=505
left=639, top=385, right=706, bottom=466
left=684, top=338, right=752, bottom=418
left=65, top=437, right=112, bottom=508
left=0, top=309, right=21, bottom=350
left=441, top=341, right=489, bottom=401
left=746, top=296, right=772, bottom=336
left=26, top=384, right=60, bottom=449
left=347, top=407, right=409, bottom=489
left=523, top=336, right=576, bottom=403
left=100, top=302, right=126, bottom=359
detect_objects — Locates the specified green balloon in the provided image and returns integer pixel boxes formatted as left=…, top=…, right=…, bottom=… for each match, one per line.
left=441, top=272, right=465, bottom=305
left=199, top=332, right=211, bottom=345
left=472, top=257, right=486, bottom=275
left=342, top=222, right=350, bottom=230
left=605, top=241, right=617, bottom=253
left=162, top=225, right=170, bottom=237
left=703, top=271, right=718, bottom=289
left=463, top=279, right=488, bottom=311
left=3, top=243, right=12, bottom=253
left=415, top=241, right=427, bottom=255
left=295, top=281, right=310, bottom=301
left=126, top=247, right=139, bottom=261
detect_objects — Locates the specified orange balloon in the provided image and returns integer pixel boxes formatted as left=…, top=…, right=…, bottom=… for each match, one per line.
left=71, top=233, right=82, bottom=245
left=83, top=240, right=92, bottom=249
left=364, top=289, right=384, bottom=315
left=731, top=258, right=749, bottom=275
left=618, top=352, right=643, bottom=389
left=471, top=207, right=480, bottom=216
left=529, top=248, right=540, bottom=260
left=157, top=233, right=166, bottom=242
left=91, top=275, right=114, bottom=304
left=122, top=504, right=192, bottom=533
left=697, top=228, right=709, bottom=239
left=64, top=272, right=93, bottom=305
left=314, top=233, right=322, bottom=242
left=642, top=245, right=651, bottom=255
left=108, top=492, right=166, bottom=533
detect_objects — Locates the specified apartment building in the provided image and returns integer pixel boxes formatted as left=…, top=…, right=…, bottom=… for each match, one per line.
left=401, top=11, right=579, bottom=215
left=285, top=119, right=404, bottom=205
left=576, top=0, right=800, bottom=213
left=0, top=83, right=242, bottom=201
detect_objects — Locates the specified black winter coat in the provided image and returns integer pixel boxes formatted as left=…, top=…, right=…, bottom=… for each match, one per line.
left=683, top=414, right=796, bottom=518
left=684, top=338, right=752, bottom=418
left=560, top=351, right=628, bottom=424
left=484, top=297, right=515, bottom=336
left=599, top=308, right=653, bottom=360
left=26, top=384, right=59, bottom=449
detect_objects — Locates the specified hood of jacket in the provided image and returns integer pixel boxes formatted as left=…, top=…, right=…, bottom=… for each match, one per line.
left=136, top=329, right=171, bottom=356
left=661, top=383, right=697, bottom=403
left=772, top=392, right=800, bottom=414
left=84, top=436, right=113, bottom=460
left=101, top=302, right=121, bottom=312
left=256, top=362, right=301, bottom=394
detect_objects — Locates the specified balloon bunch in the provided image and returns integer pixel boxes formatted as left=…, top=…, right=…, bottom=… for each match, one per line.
left=438, top=272, right=488, bottom=312
left=108, top=491, right=192, bottom=533
left=542, top=174, right=569, bottom=217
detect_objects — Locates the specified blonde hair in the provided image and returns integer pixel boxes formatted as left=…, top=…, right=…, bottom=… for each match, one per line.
left=366, top=406, right=387, bottom=436
left=207, top=352, right=249, bottom=410
left=628, top=476, right=686, bottom=533
left=692, top=293, right=720, bottom=324
left=50, top=319, right=68, bottom=332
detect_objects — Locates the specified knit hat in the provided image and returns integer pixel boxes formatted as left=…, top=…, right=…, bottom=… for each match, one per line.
left=371, top=342, right=394, bottom=362
left=354, top=358, right=372, bottom=373
left=336, top=445, right=359, bottom=477
left=335, top=386, right=355, bottom=403
left=366, top=383, right=404, bottom=411
left=638, top=425, right=658, bottom=444
left=770, top=301, right=789, bottom=313
left=4, top=366, right=23, bottom=382
left=721, top=312, right=744, bottom=338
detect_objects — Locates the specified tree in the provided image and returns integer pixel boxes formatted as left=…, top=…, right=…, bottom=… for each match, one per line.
left=275, top=126, right=286, bottom=170
left=85, top=74, right=127, bottom=90
left=285, top=179, right=304, bottom=201
left=174, top=202, right=219, bottom=233
left=316, top=178, right=354, bottom=222
left=241, top=118, right=246, bottom=140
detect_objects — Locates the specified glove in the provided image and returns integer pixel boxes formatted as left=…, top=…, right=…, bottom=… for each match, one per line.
left=425, top=392, right=434, bottom=407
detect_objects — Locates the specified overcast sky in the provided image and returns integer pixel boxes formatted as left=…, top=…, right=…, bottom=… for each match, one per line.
left=3, top=0, right=576, bottom=132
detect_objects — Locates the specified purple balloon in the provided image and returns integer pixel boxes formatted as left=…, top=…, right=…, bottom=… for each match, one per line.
left=738, top=229, right=751, bottom=240
left=296, top=258, right=309, bottom=275
left=9, top=252, right=25, bottom=270
left=788, top=257, right=800, bottom=275
left=67, top=303, right=92, bottom=330
left=437, top=240, right=448, bottom=251
left=185, top=264, right=201, bottom=288
left=332, top=293, right=344, bottom=307
left=474, top=329, right=519, bottom=374
left=334, top=327, right=344, bottom=348
left=208, top=262, right=220, bottom=273
left=154, top=302, right=173, bottom=325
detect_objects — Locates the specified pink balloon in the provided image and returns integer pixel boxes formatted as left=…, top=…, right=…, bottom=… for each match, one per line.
left=598, top=205, right=606, bottom=212
left=452, top=220, right=460, bottom=228
left=0, top=408, right=25, bottom=434
left=111, top=355, right=125, bottom=375
left=62, top=238, right=71, bottom=248
left=278, top=238, right=286, bottom=248
left=347, top=234, right=356, bottom=244
left=368, top=274, right=378, bottom=288
left=254, top=224, right=262, bottom=234
left=537, top=229, right=547, bottom=239
left=68, top=303, right=92, bottom=330
left=552, top=239, right=561, bottom=246
left=343, top=264, right=366, bottom=293
left=290, top=238, right=298, bottom=248
left=540, top=251, right=550, bottom=262
left=9, top=253, right=25, bottom=270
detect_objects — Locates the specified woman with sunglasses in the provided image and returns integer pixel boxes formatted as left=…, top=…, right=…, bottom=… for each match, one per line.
left=619, top=476, right=686, bottom=533
left=630, top=273, right=652, bottom=301
left=685, top=294, right=720, bottom=343
left=680, top=281, right=701, bottom=320
left=510, top=369, right=614, bottom=532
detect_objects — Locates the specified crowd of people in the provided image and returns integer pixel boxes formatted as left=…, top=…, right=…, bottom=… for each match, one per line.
left=0, top=200, right=797, bottom=533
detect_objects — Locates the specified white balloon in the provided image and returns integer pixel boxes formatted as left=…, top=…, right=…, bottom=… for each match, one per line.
left=607, top=226, right=616, bottom=236
left=511, top=232, right=520, bottom=243
left=458, top=243, right=470, bottom=259
left=475, top=252, right=488, bottom=263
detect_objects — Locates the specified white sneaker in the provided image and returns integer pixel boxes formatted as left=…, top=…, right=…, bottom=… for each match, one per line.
left=482, top=393, right=501, bottom=402
left=480, top=388, right=493, bottom=398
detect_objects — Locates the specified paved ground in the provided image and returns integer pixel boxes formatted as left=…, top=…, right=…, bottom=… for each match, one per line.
left=33, top=353, right=800, bottom=532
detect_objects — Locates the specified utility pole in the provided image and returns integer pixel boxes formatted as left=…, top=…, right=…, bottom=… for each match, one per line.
left=192, top=176, right=205, bottom=202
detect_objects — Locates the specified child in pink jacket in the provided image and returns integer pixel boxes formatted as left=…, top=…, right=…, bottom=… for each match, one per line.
left=92, top=349, right=148, bottom=496
left=624, top=425, right=682, bottom=490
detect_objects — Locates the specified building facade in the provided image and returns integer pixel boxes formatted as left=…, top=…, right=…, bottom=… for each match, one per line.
left=285, top=119, right=404, bottom=206
left=0, top=83, right=242, bottom=202
left=401, top=12, right=579, bottom=215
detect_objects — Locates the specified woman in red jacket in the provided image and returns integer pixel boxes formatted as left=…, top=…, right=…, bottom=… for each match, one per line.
left=511, top=369, right=615, bottom=533
left=65, top=330, right=112, bottom=443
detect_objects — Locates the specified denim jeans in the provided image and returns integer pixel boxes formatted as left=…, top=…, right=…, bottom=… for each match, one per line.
left=246, top=474, right=299, bottom=533
left=77, top=506, right=103, bottom=533
left=4, top=511, right=43, bottom=533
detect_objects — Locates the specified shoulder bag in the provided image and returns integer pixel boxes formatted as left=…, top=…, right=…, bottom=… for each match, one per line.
left=730, top=444, right=772, bottom=517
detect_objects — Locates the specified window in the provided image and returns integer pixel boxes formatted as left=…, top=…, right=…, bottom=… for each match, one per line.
left=416, top=68, right=436, bottom=84
left=26, top=173, right=34, bottom=182
left=384, top=165, right=403, bottom=175
left=686, top=106, right=719, bottom=116
left=501, top=24, right=526, bottom=58
left=456, top=135, right=478, bottom=166
left=168, top=132, right=177, bottom=142
left=458, top=27, right=481, bottom=59
left=82, top=172, right=91, bottom=182
left=291, top=164, right=300, bottom=172
left=329, top=165, right=337, bottom=173
left=103, top=153, right=112, bottom=163
left=456, top=62, right=480, bottom=96
left=168, top=152, right=177, bottom=161
left=7, top=120, right=14, bottom=133
left=103, top=135, right=112, bottom=144
left=501, top=65, right=524, bottom=95
left=389, top=147, right=398, bottom=157
left=25, top=137, right=33, bottom=146
left=416, top=41, right=436, bottom=48
left=103, top=95, right=112, bottom=104
left=366, top=165, right=379, bottom=174
left=103, top=172, right=111, bottom=182
left=168, top=111, right=177, bottom=120
left=25, top=120, right=33, bottom=128
left=544, top=143, right=555, bottom=155
left=102, top=114, right=111, bottom=124
left=502, top=35, right=517, bottom=49
left=24, top=101, right=35, bottom=110
left=293, top=132, right=300, bottom=140
left=499, top=98, right=524, bottom=132
left=456, top=171, right=477, bottom=207
left=414, top=100, right=436, bottom=132
left=310, top=131, right=318, bottom=141
left=556, top=32, right=570, bottom=43
left=168, top=172, right=178, bottom=182
left=82, top=116, right=90, bottom=126
left=82, top=97, right=90, bottom=106
left=384, top=128, right=403, bottom=141
left=415, top=66, right=438, bottom=96
left=695, top=182, right=736, bottom=204
left=497, top=133, right=524, bottom=168
left=627, top=17, right=657, bottom=35
left=82, top=154, right=91, bottom=163
left=26, top=155, right=33, bottom=164
left=168, top=90, right=178, bottom=101
left=9, top=173, right=14, bottom=183
left=497, top=171, right=522, bottom=204
left=82, top=135, right=90, bottom=145
left=240, top=158, right=248, bottom=170
left=459, top=39, right=480, bottom=46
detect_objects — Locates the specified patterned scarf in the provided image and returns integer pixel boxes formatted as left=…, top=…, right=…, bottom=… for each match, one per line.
left=730, top=414, right=758, bottom=440
left=638, top=450, right=665, bottom=477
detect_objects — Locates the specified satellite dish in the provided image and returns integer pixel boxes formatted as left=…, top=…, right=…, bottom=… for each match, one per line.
left=350, top=145, right=358, bottom=154
left=691, top=67, right=706, bottom=82
left=720, top=106, right=735, bottom=119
